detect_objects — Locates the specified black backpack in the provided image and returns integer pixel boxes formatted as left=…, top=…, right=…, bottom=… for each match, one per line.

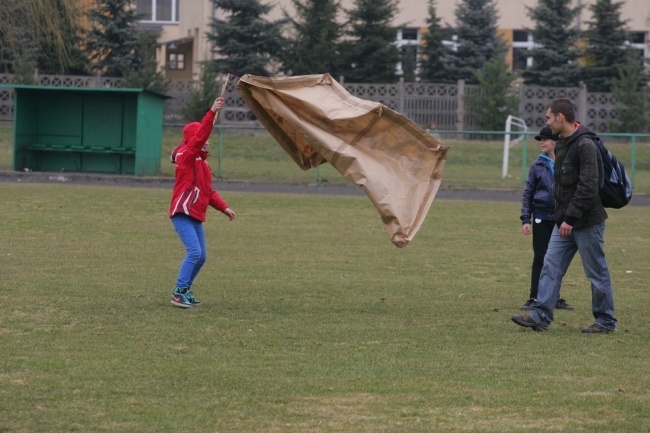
left=570, top=133, right=632, bottom=209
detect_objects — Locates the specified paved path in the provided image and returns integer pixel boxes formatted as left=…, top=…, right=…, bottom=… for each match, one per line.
left=2, top=170, right=649, bottom=206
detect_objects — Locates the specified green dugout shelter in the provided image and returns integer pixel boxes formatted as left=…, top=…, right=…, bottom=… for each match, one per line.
left=5, top=85, right=170, bottom=176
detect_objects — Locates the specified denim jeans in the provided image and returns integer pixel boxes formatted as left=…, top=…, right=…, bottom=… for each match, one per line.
left=529, top=221, right=617, bottom=330
left=171, top=214, right=207, bottom=289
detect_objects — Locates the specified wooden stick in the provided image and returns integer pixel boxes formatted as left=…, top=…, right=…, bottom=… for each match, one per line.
left=213, top=73, right=231, bottom=125
left=220, top=73, right=230, bottom=97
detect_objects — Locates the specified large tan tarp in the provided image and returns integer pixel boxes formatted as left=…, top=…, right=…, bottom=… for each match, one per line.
left=236, top=74, right=449, bottom=247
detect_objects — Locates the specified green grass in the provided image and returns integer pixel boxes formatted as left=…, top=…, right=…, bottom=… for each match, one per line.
left=4, top=124, right=650, bottom=193
left=1, top=183, right=649, bottom=432
left=0, top=123, right=12, bottom=171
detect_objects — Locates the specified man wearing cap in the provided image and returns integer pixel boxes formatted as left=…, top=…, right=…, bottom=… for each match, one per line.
left=519, top=125, right=574, bottom=311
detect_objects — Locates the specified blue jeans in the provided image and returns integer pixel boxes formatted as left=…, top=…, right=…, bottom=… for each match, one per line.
left=171, top=214, right=206, bottom=289
left=529, top=222, right=617, bottom=330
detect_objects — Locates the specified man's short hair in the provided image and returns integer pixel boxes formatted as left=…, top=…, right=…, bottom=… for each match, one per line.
left=548, top=99, right=576, bottom=123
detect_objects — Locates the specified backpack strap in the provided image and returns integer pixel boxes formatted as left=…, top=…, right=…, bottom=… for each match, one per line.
left=568, top=131, right=597, bottom=171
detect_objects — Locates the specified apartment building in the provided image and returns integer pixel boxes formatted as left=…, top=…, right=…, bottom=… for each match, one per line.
left=86, top=0, right=650, bottom=81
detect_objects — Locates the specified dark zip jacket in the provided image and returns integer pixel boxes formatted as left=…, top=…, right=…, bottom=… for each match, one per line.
left=521, top=154, right=555, bottom=224
left=554, top=124, right=608, bottom=228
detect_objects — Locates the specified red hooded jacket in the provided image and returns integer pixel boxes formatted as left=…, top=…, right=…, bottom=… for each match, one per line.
left=169, top=109, right=228, bottom=221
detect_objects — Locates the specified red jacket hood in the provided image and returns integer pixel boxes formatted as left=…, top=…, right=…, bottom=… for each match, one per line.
left=171, top=120, right=209, bottom=163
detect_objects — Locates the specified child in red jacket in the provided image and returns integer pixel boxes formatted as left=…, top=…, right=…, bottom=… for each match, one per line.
left=169, top=97, right=236, bottom=308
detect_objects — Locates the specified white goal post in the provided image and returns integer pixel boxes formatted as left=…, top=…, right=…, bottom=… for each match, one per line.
left=502, top=115, right=528, bottom=179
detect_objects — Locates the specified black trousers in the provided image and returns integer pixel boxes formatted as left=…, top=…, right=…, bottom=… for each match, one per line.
left=530, top=219, right=555, bottom=299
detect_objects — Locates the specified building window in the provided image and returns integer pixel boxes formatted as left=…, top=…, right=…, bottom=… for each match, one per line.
left=395, top=28, right=420, bottom=77
left=511, top=30, right=535, bottom=71
left=137, top=0, right=179, bottom=23
left=513, top=30, right=529, bottom=43
left=626, top=32, right=647, bottom=66
left=512, top=47, right=530, bottom=72
left=399, top=28, right=419, bottom=42
left=168, top=53, right=185, bottom=70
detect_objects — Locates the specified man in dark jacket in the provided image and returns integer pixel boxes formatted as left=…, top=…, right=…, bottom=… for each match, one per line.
left=511, top=98, right=617, bottom=333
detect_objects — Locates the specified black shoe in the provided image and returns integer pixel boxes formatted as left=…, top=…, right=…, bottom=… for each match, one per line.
left=520, top=298, right=536, bottom=310
left=511, top=314, right=546, bottom=332
left=555, top=298, right=575, bottom=310
left=581, top=323, right=613, bottom=334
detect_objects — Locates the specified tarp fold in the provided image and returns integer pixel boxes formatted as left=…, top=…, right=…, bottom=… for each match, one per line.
left=237, top=74, right=448, bottom=247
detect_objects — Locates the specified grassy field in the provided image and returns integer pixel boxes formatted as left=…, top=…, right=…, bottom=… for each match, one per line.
left=2, top=124, right=650, bottom=193
left=1, top=183, right=649, bottom=432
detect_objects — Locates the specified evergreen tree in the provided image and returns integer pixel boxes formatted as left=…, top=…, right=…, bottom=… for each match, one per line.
left=207, top=0, right=286, bottom=77
left=86, top=0, right=143, bottom=77
left=465, top=55, right=519, bottom=132
left=281, top=0, right=343, bottom=77
left=582, top=0, right=632, bottom=92
left=182, top=63, right=221, bottom=122
left=523, top=0, right=581, bottom=87
left=609, top=58, right=649, bottom=133
left=339, top=0, right=400, bottom=83
left=122, top=31, right=169, bottom=93
left=419, top=0, right=450, bottom=83
left=444, top=0, right=505, bottom=84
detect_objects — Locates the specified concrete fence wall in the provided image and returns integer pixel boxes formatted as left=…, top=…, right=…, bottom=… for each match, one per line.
left=0, top=73, right=622, bottom=133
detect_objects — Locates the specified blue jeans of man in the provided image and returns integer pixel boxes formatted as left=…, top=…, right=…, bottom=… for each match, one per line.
left=528, top=222, right=617, bottom=331
left=172, top=214, right=206, bottom=289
